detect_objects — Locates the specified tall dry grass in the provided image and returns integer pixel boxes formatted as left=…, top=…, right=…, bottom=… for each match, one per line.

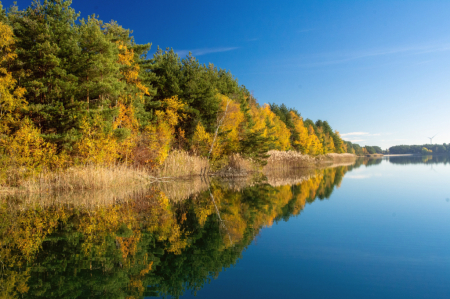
left=18, top=164, right=151, bottom=193
left=211, top=153, right=258, bottom=177
left=152, top=150, right=209, bottom=177
left=1, top=150, right=210, bottom=202
left=1, top=151, right=209, bottom=194
left=263, top=150, right=315, bottom=173
left=263, top=151, right=357, bottom=174
left=227, top=154, right=255, bottom=172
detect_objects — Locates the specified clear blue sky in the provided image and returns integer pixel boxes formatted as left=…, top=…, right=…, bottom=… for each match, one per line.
left=4, top=0, right=450, bottom=149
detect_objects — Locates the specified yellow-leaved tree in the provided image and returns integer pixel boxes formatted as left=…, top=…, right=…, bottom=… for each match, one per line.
left=308, top=125, right=323, bottom=155
left=0, top=21, right=63, bottom=184
left=76, top=115, right=119, bottom=165
left=261, top=104, right=291, bottom=150
left=139, top=96, right=186, bottom=167
left=192, top=122, right=212, bottom=157
left=3, top=119, right=64, bottom=185
left=334, top=131, right=346, bottom=153
left=113, top=102, right=140, bottom=164
left=0, top=21, right=27, bottom=124
left=216, top=94, right=245, bottom=155
left=247, top=103, right=291, bottom=151
left=193, top=94, right=246, bottom=162
left=117, top=41, right=150, bottom=102
left=324, top=133, right=336, bottom=153
left=290, top=111, right=312, bottom=154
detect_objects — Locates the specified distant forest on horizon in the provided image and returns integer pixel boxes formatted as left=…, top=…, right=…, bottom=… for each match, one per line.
left=388, top=143, right=450, bottom=155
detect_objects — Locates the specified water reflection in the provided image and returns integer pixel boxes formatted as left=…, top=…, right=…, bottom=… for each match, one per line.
left=387, top=154, right=450, bottom=165
left=0, top=158, right=406, bottom=298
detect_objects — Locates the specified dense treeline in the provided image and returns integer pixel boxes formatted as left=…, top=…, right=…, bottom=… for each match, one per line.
left=0, top=0, right=374, bottom=184
left=389, top=144, right=450, bottom=155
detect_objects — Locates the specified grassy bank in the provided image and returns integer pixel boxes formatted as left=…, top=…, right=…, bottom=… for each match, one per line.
left=152, top=150, right=209, bottom=178
left=1, top=150, right=357, bottom=196
left=1, top=165, right=151, bottom=194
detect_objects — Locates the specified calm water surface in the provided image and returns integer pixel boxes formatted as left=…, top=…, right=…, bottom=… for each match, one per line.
left=181, top=156, right=450, bottom=299
left=2, top=156, right=450, bottom=298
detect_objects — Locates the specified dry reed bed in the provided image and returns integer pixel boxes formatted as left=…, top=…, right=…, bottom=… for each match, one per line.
left=19, top=164, right=151, bottom=193
left=263, top=150, right=316, bottom=173
left=152, top=150, right=209, bottom=178
left=0, top=150, right=357, bottom=206
left=211, top=154, right=257, bottom=177
left=2, top=150, right=207, bottom=193
left=263, top=151, right=357, bottom=173
left=0, top=151, right=209, bottom=204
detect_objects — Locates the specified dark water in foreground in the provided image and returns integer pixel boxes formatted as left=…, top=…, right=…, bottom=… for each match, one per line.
left=1, top=156, right=450, bottom=298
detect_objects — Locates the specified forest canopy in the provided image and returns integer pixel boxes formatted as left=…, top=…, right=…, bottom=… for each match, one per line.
left=0, top=0, right=380, bottom=183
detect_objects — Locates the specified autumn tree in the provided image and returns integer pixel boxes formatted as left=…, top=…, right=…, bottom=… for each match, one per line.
left=0, top=20, right=26, bottom=131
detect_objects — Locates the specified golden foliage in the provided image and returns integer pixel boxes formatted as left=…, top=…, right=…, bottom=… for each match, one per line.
left=114, top=103, right=139, bottom=163
left=216, top=94, right=245, bottom=155
left=192, top=122, right=212, bottom=157
left=139, top=96, right=186, bottom=166
left=250, top=104, right=291, bottom=151
left=308, top=125, right=323, bottom=155
left=117, top=42, right=150, bottom=101
left=0, top=21, right=26, bottom=115
left=1, top=120, right=65, bottom=185
left=76, top=115, right=119, bottom=165
left=0, top=269, right=30, bottom=299
left=290, top=111, right=311, bottom=154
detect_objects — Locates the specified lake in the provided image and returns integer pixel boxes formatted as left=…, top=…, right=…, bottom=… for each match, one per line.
left=1, top=155, right=450, bottom=298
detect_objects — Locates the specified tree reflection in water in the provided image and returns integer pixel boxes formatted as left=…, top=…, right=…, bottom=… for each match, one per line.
left=1, top=161, right=376, bottom=298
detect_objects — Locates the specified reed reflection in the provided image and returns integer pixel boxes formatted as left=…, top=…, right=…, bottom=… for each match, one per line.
left=1, top=163, right=365, bottom=299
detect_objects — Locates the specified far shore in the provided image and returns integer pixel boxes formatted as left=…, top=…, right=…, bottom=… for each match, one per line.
left=383, top=153, right=449, bottom=157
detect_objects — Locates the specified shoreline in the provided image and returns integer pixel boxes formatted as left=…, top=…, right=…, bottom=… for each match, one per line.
left=1, top=152, right=358, bottom=196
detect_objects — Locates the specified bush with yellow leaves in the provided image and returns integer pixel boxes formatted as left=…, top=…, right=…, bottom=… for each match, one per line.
left=0, top=119, right=65, bottom=186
